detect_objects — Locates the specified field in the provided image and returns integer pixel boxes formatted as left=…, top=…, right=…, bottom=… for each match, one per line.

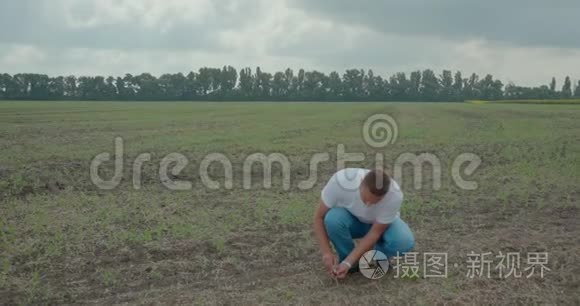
left=1, top=101, right=579, bottom=304
left=468, top=99, right=580, bottom=105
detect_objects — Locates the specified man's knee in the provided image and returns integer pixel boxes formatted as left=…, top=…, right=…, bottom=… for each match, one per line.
left=399, top=234, right=415, bottom=253
left=323, top=207, right=350, bottom=233
left=386, top=232, right=415, bottom=254
left=382, top=220, right=415, bottom=254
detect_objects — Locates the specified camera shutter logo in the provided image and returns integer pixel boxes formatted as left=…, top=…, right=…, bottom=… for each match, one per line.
left=359, top=250, right=389, bottom=279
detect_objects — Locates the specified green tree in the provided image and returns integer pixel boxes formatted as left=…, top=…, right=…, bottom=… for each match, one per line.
left=105, top=76, right=117, bottom=100
left=27, top=74, right=50, bottom=99
left=197, top=68, right=212, bottom=97
left=389, top=72, right=409, bottom=101
left=550, top=77, right=558, bottom=98
left=561, top=76, right=572, bottom=98
left=133, top=73, right=160, bottom=100
left=13, top=74, right=32, bottom=98
left=574, top=81, right=580, bottom=98
left=439, top=70, right=453, bottom=101
left=93, top=76, right=107, bottom=99
left=221, top=66, right=237, bottom=97
left=252, top=67, right=272, bottom=99
left=504, top=82, right=520, bottom=99
left=303, top=70, right=327, bottom=100
left=453, top=71, right=463, bottom=101
left=159, top=73, right=186, bottom=100
left=463, top=73, right=479, bottom=100
left=283, top=68, right=294, bottom=99
left=48, top=76, right=65, bottom=99
left=123, top=74, right=136, bottom=99
left=365, top=70, right=386, bottom=101
left=3, top=66, right=579, bottom=102
left=183, top=72, right=199, bottom=100
left=77, top=76, right=91, bottom=99
left=115, top=76, right=126, bottom=100
left=408, top=71, right=421, bottom=101
left=420, top=69, right=439, bottom=101
left=296, top=69, right=306, bottom=99
left=210, top=68, right=222, bottom=95
left=342, top=69, right=364, bottom=100
left=254, top=67, right=263, bottom=98
left=0, top=74, right=17, bottom=99
left=272, top=72, right=285, bottom=99
left=327, top=71, right=342, bottom=100
left=238, top=67, right=253, bottom=99
left=478, top=74, right=503, bottom=100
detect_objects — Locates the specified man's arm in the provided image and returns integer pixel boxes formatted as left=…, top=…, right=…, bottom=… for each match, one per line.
left=313, top=201, right=336, bottom=274
left=334, top=222, right=389, bottom=278
left=343, top=194, right=400, bottom=267
left=345, top=223, right=389, bottom=265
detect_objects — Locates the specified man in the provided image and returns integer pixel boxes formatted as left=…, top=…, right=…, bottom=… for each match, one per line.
left=313, top=168, right=415, bottom=279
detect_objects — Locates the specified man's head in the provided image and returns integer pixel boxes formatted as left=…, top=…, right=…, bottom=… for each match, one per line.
left=359, top=169, right=390, bottom=205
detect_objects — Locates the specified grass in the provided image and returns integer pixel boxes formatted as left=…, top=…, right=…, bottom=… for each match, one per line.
left=99, top=269, right=120, bottom=287
left=468, top=99, right=580, bottom=104
left=0, top=101, right=579, bottom=304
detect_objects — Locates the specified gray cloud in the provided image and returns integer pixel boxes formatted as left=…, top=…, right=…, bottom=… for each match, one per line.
left=291, top=0, right=580, bottom=48
left=0, top=0, right=252, bottom=50
left=0, top=0, right=579, bottom=86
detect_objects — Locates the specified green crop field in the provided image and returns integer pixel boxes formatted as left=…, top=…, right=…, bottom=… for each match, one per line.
left=1, top=101, right=579, bottom=304
left=468, top=99, right=580, bottom=105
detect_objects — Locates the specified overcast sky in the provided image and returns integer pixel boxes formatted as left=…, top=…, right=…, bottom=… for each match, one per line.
left=1, top=0, right=579, bottom=86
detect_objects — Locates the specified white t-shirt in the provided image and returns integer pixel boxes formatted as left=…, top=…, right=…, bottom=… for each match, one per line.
left=321, top=168, right=403, bottom=224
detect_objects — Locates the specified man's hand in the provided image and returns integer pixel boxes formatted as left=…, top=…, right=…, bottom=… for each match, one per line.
left=334, top=261, right=350, bottom=279
left=314, top=201, right=336, bottom=277
left=322, top=253, right=337, bottom=276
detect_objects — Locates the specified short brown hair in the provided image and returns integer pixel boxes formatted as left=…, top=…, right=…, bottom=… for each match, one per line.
left=362, top=169, right=390, bottom=197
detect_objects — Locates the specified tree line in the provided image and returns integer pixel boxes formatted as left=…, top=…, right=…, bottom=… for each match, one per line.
left=1, top=67, right=579, bottom=101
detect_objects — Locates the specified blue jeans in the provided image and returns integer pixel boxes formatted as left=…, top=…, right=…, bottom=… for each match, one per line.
left=324, top=207, right=415, bottom=261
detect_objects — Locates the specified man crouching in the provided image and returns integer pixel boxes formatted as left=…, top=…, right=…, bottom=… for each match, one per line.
left=313, top=168, right=415, bottom=279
